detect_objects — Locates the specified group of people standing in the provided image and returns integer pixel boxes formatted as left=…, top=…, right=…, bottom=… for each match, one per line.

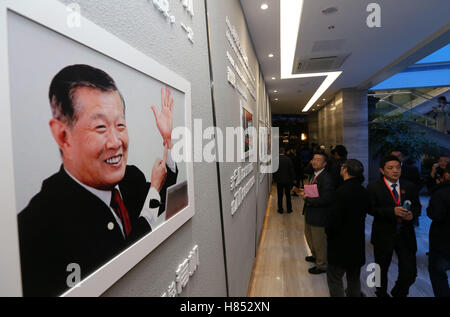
left=274, top=145, right=450, bottom=297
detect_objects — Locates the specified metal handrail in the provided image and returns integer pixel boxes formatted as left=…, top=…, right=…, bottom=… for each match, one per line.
left=410, top=90, right=441, bottom=105
left=373, top=99, right=437, bottom=128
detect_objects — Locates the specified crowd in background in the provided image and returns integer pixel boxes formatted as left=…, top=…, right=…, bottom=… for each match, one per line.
left=273, top=143, right=450, bottom=297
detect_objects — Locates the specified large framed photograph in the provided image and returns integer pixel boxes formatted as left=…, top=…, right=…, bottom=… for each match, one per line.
left=240, top=100, right=254, bottom=160
left=0, top=0, right=194, bottom=297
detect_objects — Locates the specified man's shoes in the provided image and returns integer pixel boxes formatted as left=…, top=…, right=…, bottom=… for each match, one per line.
left=305, top=256, right=316, bottom=263
left=277, top=209, right=284, bottom=214
left=287, top=209, right=293, bottom=214
left=308, top=267, right=327, bottom=275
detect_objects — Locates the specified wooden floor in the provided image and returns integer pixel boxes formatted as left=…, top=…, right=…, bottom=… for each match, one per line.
left=248, top=185, right=436, bottom=297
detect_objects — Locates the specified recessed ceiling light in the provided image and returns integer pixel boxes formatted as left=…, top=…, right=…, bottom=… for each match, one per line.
left=274, top=90, right=278, bottom=93
left=275, top=98, right=279, bottom=101
left=261, top=4, right=269, bottom=10
left=272, top=77, right=276, bottom=80
left=323, top=99, right=326, bottom=101
left=268, top=53, right=274, bottom=58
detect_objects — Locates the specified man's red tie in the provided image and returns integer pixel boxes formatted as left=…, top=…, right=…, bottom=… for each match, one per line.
left=110, top=189, right=132, bottom=237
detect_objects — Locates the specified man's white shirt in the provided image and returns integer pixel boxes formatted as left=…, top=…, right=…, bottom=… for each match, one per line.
left=384, top=178, right=401, bottom=198
left=65, top=150, right=177, bottom=238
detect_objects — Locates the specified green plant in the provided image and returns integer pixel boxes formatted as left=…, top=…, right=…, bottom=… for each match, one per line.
left=369, top=113, right=440, bottom=160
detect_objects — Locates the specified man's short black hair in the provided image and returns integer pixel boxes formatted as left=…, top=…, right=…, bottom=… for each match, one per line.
left=334, top=145, right=348, bottom=159
left=343, top=159, right=365, bottom=183
left=437, top=96, right=447, bottom=103
left=380, top=155, right=401, bottom=169
left=313, top=151, right=328, bottom=161
left=392, top=147, right=408, bottom=157
left=49, top=64, right=122, bottom=126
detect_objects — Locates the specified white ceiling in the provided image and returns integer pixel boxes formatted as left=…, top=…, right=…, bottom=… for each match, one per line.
left=240, top=0, right=450, bottom=114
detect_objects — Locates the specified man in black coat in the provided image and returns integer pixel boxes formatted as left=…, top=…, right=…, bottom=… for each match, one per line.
left=328, top=145, right=348, bottom=188
left=427, top=163, right=450, bottom=297
left=326, top=159, right=370, bottom=297
left=299, top=152, right=335, bottom=274
left=18, top=65, right=178, bottom=296
left=367, top=155, right=421, bottom=297
left=274, top=147, right=296, bottom=213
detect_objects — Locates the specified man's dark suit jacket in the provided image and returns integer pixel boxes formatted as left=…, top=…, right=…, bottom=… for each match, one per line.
left=326, top=178, right=370, bottom=269
left=18, top=164, right=177, bottom=297
left=327, top=157, right=346, bottom=188
left=303, top=170, right=335, bottom=227
left=274, top=154, right=296, bottom=185
left=401, top=163, right=422, bottom=191
left=367, top=179, right=421, bottom=253
left=427, top=181, right=450, bottom=259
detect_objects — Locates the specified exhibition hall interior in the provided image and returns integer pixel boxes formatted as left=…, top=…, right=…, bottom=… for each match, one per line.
left=0, top=0, right=449, bottom=298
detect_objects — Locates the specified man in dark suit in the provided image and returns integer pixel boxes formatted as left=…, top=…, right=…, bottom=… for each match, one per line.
left=18, top=65, right=178, bottom=296
left=427, top=163, right=450, bottom=297
left=391, top=149, right=422, bottom=227
left=274, top=147, right=296, bottom=213
left=298, top=152, right=335, bottom=274
left=328, top=145, right=348, bottom=188
left=326, top=159, right=370, bottom=297
left=367, top=155, right=421, bottom=297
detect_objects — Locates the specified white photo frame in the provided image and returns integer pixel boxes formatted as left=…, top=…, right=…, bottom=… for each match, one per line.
left=239, top=100, right=254, bottom=161
left=0, top=0, right=195, bottom=297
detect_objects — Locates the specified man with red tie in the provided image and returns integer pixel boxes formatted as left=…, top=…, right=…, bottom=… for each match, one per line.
left=299, top=152, right=335, bottom=274
left=367, top=155, right=421, bottom=297
left=18, top=65, right=178, bottom=296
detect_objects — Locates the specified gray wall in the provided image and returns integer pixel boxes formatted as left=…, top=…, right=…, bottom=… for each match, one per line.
left=341, top=89, right=369, bottom=185
left=205, top=0, right=271, bottom=296
left=308, top=112, right=319, bottom=145
left=315, top=89, right=369, bottom=184
left=54, top=0, right=271, bottom=297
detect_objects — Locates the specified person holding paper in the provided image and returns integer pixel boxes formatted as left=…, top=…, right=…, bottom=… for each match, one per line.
left=298, top=152, right=335, bottom=274
left=367, top=155, right=421, bottom=297
left=326, top=159, right=370, bottom=297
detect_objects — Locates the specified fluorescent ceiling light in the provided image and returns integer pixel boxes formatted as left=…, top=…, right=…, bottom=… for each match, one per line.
left=261, top=3, right=269, bottom=10
left=280, top=0, right=343, bottom=112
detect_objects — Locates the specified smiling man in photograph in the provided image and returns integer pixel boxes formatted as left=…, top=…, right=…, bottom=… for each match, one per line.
left=18, top=64, right=178, bottom=297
